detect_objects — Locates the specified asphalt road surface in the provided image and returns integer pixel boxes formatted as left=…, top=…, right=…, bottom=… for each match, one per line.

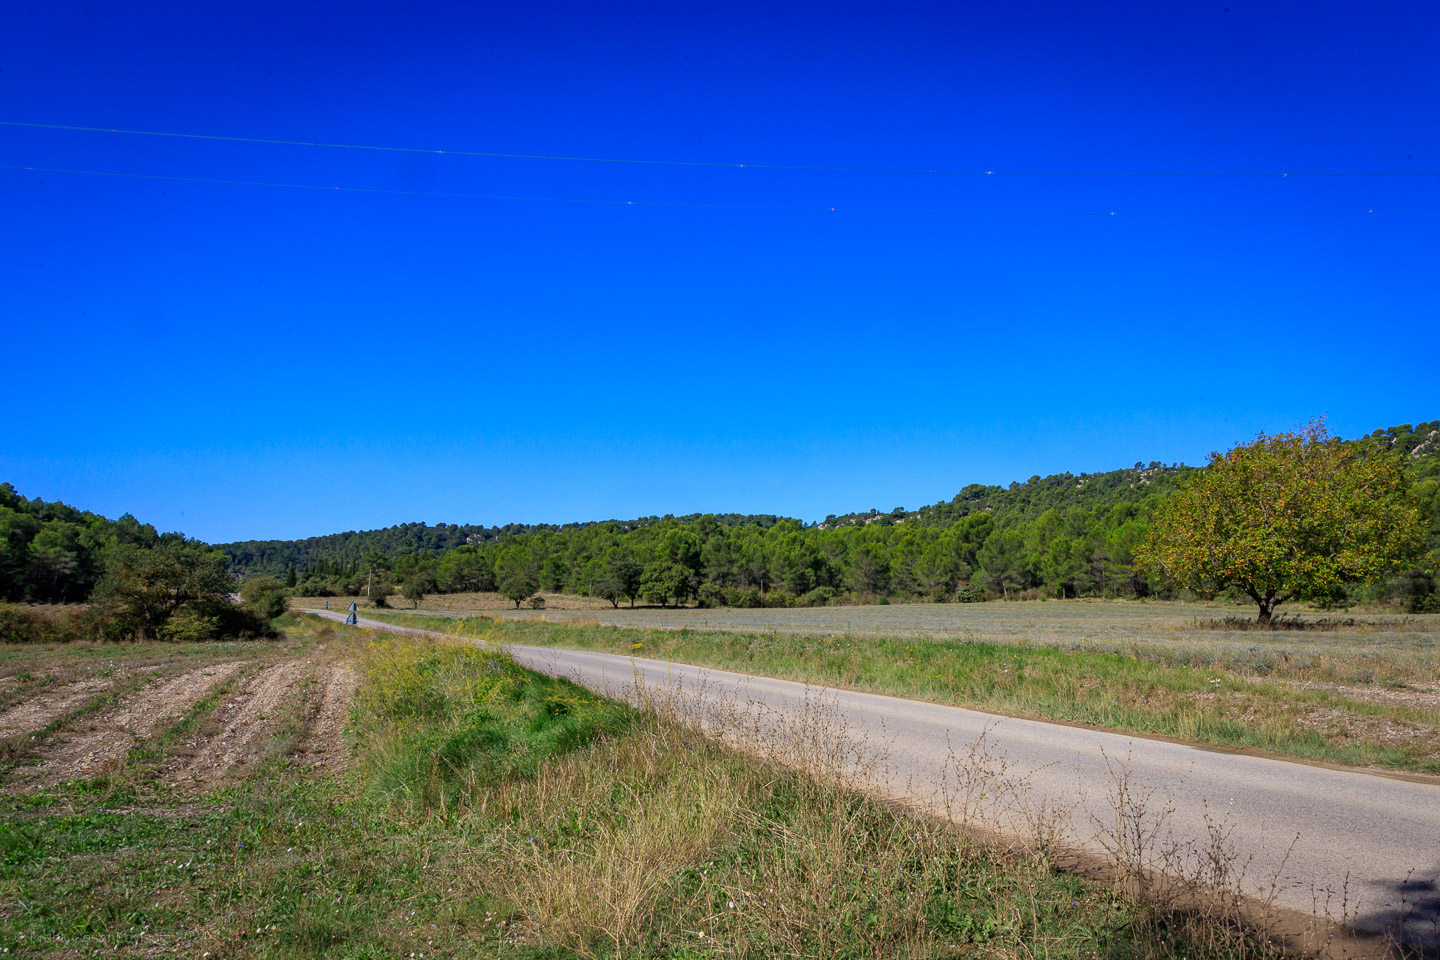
left=310, top=609, right=1439, bottom=953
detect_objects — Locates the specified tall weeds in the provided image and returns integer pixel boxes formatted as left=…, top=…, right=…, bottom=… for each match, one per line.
left=347, top=631, right=1305, bottom=959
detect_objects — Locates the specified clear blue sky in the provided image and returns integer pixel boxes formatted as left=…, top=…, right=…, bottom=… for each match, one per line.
left=2, top=0, right=1437, bottom=543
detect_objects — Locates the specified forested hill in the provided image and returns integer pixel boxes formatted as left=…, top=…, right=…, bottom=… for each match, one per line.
left=821, top=461, right=1194, bottom=530
left=5, top=418, right=1432, bottom=611
left=214, top=420, right=1438, bottom=609
left=0, top=483, right=170, bottom=603
left=216, top=462, right=1197, bottom=579
left=217, top=513, right=792, bottom=578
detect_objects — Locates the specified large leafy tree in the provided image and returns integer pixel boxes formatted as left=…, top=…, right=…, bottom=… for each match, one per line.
left=1137, top=421, right=1424, bottom=622
left=90, top=541, right=240, bottom=640
left=639, top=560, right=691, bottom=607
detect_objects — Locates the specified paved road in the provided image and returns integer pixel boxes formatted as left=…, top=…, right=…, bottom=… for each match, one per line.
left=311, top=609, right=1439, bottom=952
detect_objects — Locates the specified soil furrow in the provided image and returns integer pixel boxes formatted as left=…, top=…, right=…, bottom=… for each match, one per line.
left=13, top=661, right=243, bottom=787
left=0, top=675, right=122, bottom=739
left=298, top=662, right=358, bottom=771
left=166, top=658, right=308, bottom=785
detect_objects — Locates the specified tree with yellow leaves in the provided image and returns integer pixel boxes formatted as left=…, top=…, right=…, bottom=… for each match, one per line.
left=1137, top=420, right=1423, bottom=623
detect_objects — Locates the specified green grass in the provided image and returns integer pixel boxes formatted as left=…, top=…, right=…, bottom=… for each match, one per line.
left=364, top=610, right=1440, bottom=774
left=0, top=625, right=1302, bottom=959
left=319, top=596, right=1440, bottom=686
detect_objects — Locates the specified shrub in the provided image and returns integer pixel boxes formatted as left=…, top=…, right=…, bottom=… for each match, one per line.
left=800, top=586, right=836, bottom=607
left=764, top=589, right=796, bottom=608
left=956, top=585, right=989, bottom=603
left=158, top=606, right=220, bottom=643
left=89, top=541, right=236, bottom=641
left=0, top=603, right=89, bottom=644
left=240, top=574, right=290, bottom=620
left=731, top=587, right=764, bottom=608
left=212, top=604, right=276, bottom=640
left=696, top=584, right=727, bottom=608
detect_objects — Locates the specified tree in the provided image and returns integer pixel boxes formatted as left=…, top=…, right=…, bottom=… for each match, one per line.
left=368, top=579, right=394, bottom=608
left=607, top=549, right=644, bottom=607
left=401, top=573, right=432, bottom=609
left=845, top=543, right=890, bottom=595
left=437, top=546, right=495, bottom=593
left=494, top=546, right=541, bottom=609
left=583, top=557, right=625, bottom=608
left=1136, top=421, right=1424, bottom=622
left=976, top=530, right=1028, bottom=599
left=240, top=574, right=290, bottom=620
left=90, top=542, right=242, bottom=641
left=498, top=568, right=538, bottom=608
left=639, top=561, right=689, bottom=607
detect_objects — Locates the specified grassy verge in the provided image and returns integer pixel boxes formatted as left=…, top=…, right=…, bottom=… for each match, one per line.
left=363, top=610, right=1440, bottom=774
left=0, top=626, right=1302, bottom=958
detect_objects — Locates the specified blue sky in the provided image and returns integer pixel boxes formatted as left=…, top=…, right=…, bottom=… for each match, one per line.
left=2, top=0, right=1437, bottom=543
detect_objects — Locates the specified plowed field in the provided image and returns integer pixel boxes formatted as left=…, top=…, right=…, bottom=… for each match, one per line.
left=0, top=629, right=354, bottom=793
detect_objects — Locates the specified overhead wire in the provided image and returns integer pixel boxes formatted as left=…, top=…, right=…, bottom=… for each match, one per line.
left=5, top=163, right=1436, bottom=216
left=2, top=119, right=1435, bottom=179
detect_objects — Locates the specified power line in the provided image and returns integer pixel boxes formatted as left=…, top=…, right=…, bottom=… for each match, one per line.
left=6, top=163, right=1436, bottom=216
left=3, top=120, right=1435, bottom=179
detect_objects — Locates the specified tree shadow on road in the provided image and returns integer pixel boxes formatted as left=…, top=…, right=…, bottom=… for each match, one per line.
left=1352, top=869, right=1440, bottom=959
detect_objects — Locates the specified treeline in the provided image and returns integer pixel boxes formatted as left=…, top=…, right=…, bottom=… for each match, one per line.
left=323, top=498, right=1160, bottom=610
left=0, top=483, right=166, bottom=603
left=218, top=513, right=791, bottom=579
left=8, top=419, right=1431, bottom=625
left=0, top=483, right=285, bottom=642
left=249, top=421, right=1437, bottom=612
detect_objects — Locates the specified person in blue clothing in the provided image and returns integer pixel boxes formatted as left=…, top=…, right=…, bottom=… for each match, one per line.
left=324, top=600, right=329, bottom=610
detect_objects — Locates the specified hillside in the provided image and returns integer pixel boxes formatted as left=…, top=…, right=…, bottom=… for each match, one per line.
left=4, top=419, right=1434, bottom=610
left=209, top=420, right=1438, bottom=611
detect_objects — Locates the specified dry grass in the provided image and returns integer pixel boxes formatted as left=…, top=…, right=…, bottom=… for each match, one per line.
left=5, top=619, right=1425, bottom=958
left=362, top=607, right=1440, bottom=774
left=325, top=597, right=1440, bottom=686
left=352, top=631, right=1312, bottom=959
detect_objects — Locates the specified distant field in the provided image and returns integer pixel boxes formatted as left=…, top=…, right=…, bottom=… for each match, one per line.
left=294, top=591, right=1429, bottom=636
left=351, top=599, right=1440, bottom=774
left=295, top=595, right=1440, bottom=683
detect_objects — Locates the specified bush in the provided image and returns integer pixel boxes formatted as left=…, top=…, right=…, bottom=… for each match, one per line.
left=369, top=581, right=394, bottom=608
left=89, top=541, right=243, bottom=641
left=240, top=574, right=290, bottom=620
left=800, top=586, right=836, bottom=607
left=696, top=583, right=727, bottom=608
left=213, top=603, right=276, bottom=640
left=731, top=587, right=764, bottom=608
left=158, top=606, right=220, bottom=643
left=763, top=589, right=796, bottom=608
left=956, top=585, right=989, bottom=603
left=0, top=603, right=89, bottom=644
